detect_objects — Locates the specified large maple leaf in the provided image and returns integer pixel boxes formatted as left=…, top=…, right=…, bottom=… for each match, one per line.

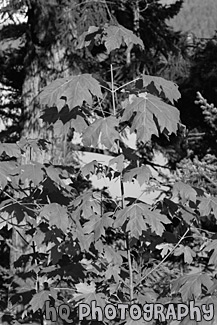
left=82, top=212, right=113, bottom=241
left=0, top=161, right=17, bottom=190
left=0, top=143, right=21, bottom=158
left=123, top=165, right=152, bottom=186
left=73, top=190, right=101, bottom=220
left=82, top=116, right=120, bottom=151
left=39, top=74, right=103, bottom=111
left=29, top=289, right=57, bottom=313
left=199, top=196, right=217, bottom=219
left=15, top=162, right=45, bottom=187
left=172, top=182, right=197, bottom=204
left=171, top=273, right=213, bottom=301
left=103, top=24, right=144, bottom=53
left=143, top=75, right=181, bottom=104
left=114, top=203, right=171, bottom=237
left=39, top=203, right=68, bottom=233
left=121, top=93, right=180, bottom=143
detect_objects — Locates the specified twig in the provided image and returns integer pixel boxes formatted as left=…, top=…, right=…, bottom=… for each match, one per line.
left=135, top=227, right=189, bottom=288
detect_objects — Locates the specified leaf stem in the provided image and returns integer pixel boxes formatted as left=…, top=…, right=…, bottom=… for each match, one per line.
left=110, top=64, right=116, bottom=115
left=114, top=77, right=140, bottom=93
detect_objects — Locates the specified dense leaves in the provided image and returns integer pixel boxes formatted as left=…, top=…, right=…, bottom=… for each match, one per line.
left=1, top=13, right=217, bottom=325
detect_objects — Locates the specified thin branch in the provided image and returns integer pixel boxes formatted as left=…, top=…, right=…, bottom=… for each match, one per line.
left=135, top=227, right=189, bottom=288
left=110, top=64, right=116, bottom=115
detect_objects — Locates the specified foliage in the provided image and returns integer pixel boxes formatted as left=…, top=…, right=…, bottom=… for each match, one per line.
left=168, top=0, right=217, bottom=38
left=0, top=0, right=184, bottom=142
left=1, top=19, right=217, bottom=325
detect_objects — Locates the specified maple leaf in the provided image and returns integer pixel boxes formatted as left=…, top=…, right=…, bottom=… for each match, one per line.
left=121, top=93, right=180, bottom=143
left=105, top=264, right=120, bottom=282
left=52, top=120, right=70, bottom=138
left=103, top=245, right=123, bottom=265
left=123, top=165, right=152, bottom=186
left=171, top=273, right=213, bottom=301
left=172, top=182, right=197, bottom=203
left=0, top=143, right=21, bottom=158
left=45, top=165, right=68, bottom=188
left=126, top=212, right=146, bottom=238
left=198, top=197, right=217, bottom=219
left=204, top=240, right=217, bottom=266
left=174, top=245, right=196, bottom=264
left=81, top=160, right=98, bottom=177
left=40, top=106, right=59, bottom=124
left=73, top=190, right=101, bottom=220
left=18, top=138, right=50, bottom=155
left=103, top=24, right=144, bottom=53
left=29, top=289, right=57, bottom=312
left=73, top=290, right=106, bottom=308
left=0, top=161, right=17, bottom=189
left=40, top=203, right=68, bottom=233
left=39, top=74, right=103, bottom=111
left=108, top=154, right=125, bottom=173
left=143, top=75, right=181, bottom=104
left=114, top=203, right=170, bottom=237
left=76, top=26, right=101, bottom=49
left=156, top=243, right=174, bottom=258
left=14, top=162, right=45, bottom=187
left=83, top=212, right=113, bottom=241
left=75, top=281, right=95, bottom=295
left=82, top=116, right=120, bottom=150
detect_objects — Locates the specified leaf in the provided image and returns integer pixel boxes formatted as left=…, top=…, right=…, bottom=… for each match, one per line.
left=40, top=106, right=59, bottom=124
left=174, top=245, right=196, bottom=264
left=123, top=165, right=152, bottom=186
left=126, top=212, right=146, bottom=238
left=73, top=291, right=106, bottom=308
left=105, top=264, right=120, bottom=282
left=45, top=165, right=68, bottom=188
left=18, top=138, right=50, bottom=154
left=73, top=190, right=101, bottom=220
left=29, top=289, right=57, bottom=312
left=171, top=273, right=213, bottom=301
left=204, top=240, right=217, bottom=266
left=172, top=182, right=197, bottom=203
left=103, top=245, right=123, bottom=265
left=75, top=281, right=95, bottom=294
left=121, top=93, right=180, bottom=143
left=156, top=243, right=174, bottom=258
left=180, top=207, right=195, bottom=224
left=81, top=160, right=98, bottom=177
left=114, top=203, right=171, bottom=237
left=0, top=143, right=21, bottom=158
left=82, top=212, right=113, bottom=241
left=199, top=197, right=217, bottom=219
left=108, top=154, right=125, bottom=173
left=82, top=116, right=120, bottom=150
left=103, top=24, right=144, bottom=53
left=40, top=203, right=68, bottom=233
left=14, top=162, right=44, bottom=187
left=76, top=26, right=101, bottom=49
left=143, top=75, right=181, bottom=104
left=52, top=120, right=70, bottom=137
left=0, top=161, right=17, bottom=189
left=39, top=74, right=103, bottom=111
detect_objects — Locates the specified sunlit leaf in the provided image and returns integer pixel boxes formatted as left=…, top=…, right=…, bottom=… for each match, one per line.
left=121, top=93, right=180, bottom=143
left=39, top=74, right=103, bottom=111
left=143, top=75, right=181, bottom=104
left=103, top=24, right=144, bottom=53
left=82, top=116, right=120, bottom=151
